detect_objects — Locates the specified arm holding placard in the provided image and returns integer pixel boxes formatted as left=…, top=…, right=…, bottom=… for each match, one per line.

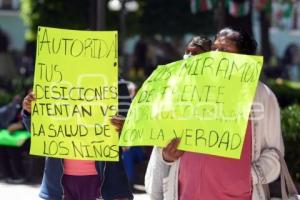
left=22, top=92, right=35, bottom=131
left=110, top=115, right=131, bottom=152
left=162, top=138, right=184, bottom=163
left=144, top=138, right=183, bottom=200
left=145, top=146, right=177, bottom=200
left=111, top=115, right=126, bottom=134
left=251, top=84, right=284, bottom=185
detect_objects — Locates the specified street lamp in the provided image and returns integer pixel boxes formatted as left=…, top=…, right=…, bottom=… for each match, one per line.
left=108, top=0, right=139, bottom=12
left=108, top=0, right=139, bottom=67
left=108, top=0, right=122, bottom=11
left=124, top=1, right=139, bottom=12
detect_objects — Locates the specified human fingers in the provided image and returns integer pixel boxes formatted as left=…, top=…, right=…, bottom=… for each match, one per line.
left=27, top=92, right=36, bottom=101
left=110, top=117, right=124, bottom=125
left=22, top=98, right=32, bottom=113
left=164, top=138, right=177, bottom=153
left=174, top=150, right=184, bottom=159
left=169, top=138, right=181, bottom=154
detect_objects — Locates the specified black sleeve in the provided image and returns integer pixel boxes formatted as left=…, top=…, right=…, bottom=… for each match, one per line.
left=22, top=110, right=31, bottom=131
left=118, top=78, right=131, bottom=117
left=0, top=101, right=20, bottom=129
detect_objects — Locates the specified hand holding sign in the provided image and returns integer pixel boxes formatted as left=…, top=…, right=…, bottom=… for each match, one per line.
left=162, top=138, right=184, bottom=162
left=23, top=92, right=36, bottom=114
left=110, top=115, right=125, bottom=133
left=119, top=51, right=263, bottom=159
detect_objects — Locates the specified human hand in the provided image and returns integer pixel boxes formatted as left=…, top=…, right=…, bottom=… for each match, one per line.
left=162, top=138, right=184, bottom=162
left=22, top=92, right=36, bottom=114
left=110, top=115, right=125, bottom=134
left=7, top=122, right=23, bottom=133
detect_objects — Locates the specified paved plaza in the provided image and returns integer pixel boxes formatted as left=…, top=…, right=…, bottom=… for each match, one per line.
left=0, top=181, right=149, bottom=200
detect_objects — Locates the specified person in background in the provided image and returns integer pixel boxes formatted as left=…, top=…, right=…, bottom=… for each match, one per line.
left=120, top=81, right=146, bottom=192
left=183, top=36, right=211, bottom=59
left=0, top=96, right=21, bottom=129
left=282, top=43, right=300, bottom=81
left=111, top=35, right=212, bottom=194
left=0, top=95, right=29, bottom=184
left=22, top=78, right=133, bottom=200
left=145, top=28, right=284, bottom=200
left=132, top=37, right=148, bottom=78
left=0, top=28, right=18, bottom=82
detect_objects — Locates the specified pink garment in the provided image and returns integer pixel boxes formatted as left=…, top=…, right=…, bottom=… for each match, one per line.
left=63, top=159, right=98, bottom=176
left=178, top=121, right=252, bottom=200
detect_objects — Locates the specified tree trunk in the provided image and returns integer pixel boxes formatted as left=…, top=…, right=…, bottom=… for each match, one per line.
left=215, top=0, right=226, bottom=31
left=96, top=0, right=106, bottom=30
left=259, top=10, right=271, bottom=63
left=89, top=0, right=106, bottom=30
left=224, top=0, right=254, bottom=36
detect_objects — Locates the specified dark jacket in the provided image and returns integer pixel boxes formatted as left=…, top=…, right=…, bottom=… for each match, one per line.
left=22, top=79, right=133, bottom=200
left=0, top=98, right=20, bottom=129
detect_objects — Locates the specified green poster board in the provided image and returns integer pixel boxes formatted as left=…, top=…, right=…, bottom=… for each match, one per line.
left=119, top=51, right=263, bottom=159
left=31, top=27, right=119, bottom=161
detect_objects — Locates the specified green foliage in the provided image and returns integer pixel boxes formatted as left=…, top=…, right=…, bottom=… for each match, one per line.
left=267, top=79, right=300, bottom=180
left=138, top=0, right=215, bottom=36
left=0, top=76, right=33, bottom=106
left=267, top=79, right=300, bottom=108
left=0, top=89, right=11, bottom=106
left=20, top=0, right=89, bottom=41
left=281, top=104, right=300, bottom=180
left=282, top=104, right=300, bottom=140
left=20, top=0, right=216, bottom=40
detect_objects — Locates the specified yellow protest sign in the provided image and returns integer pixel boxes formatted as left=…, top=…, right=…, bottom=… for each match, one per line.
left=31, top=27, right=119, bottom=161
left=119, top=51, right=263, bottom=159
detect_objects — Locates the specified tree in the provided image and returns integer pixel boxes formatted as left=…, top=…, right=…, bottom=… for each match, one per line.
left=256, top=0, right=272, bottom=63
left=20, top=0, right=90, bottom=42
left=138, top=0, right=216, bottom=37
left=216, top=0, right=254, bottom=36
left=192, top=0, right=275, bottom=62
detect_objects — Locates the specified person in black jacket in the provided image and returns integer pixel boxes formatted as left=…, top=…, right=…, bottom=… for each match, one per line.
left=0, top=95, right=29, bottom=184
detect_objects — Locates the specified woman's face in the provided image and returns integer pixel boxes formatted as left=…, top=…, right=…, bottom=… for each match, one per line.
left=211, top=36, right=239, bottom=53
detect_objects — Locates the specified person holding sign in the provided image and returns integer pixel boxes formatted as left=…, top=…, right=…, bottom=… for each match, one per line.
left=182, top=36, right=212, bottom=59
left=22, top=79, right=133, bottom=200
left=144, top=28, right=284, bottom=200
left=111, top=35, right=212, bottom=190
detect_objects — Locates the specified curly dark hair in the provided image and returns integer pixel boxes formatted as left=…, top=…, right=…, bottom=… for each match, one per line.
left=189, top=36, right=212, bottom=52
left=216, top=28, right=257, bottom=55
